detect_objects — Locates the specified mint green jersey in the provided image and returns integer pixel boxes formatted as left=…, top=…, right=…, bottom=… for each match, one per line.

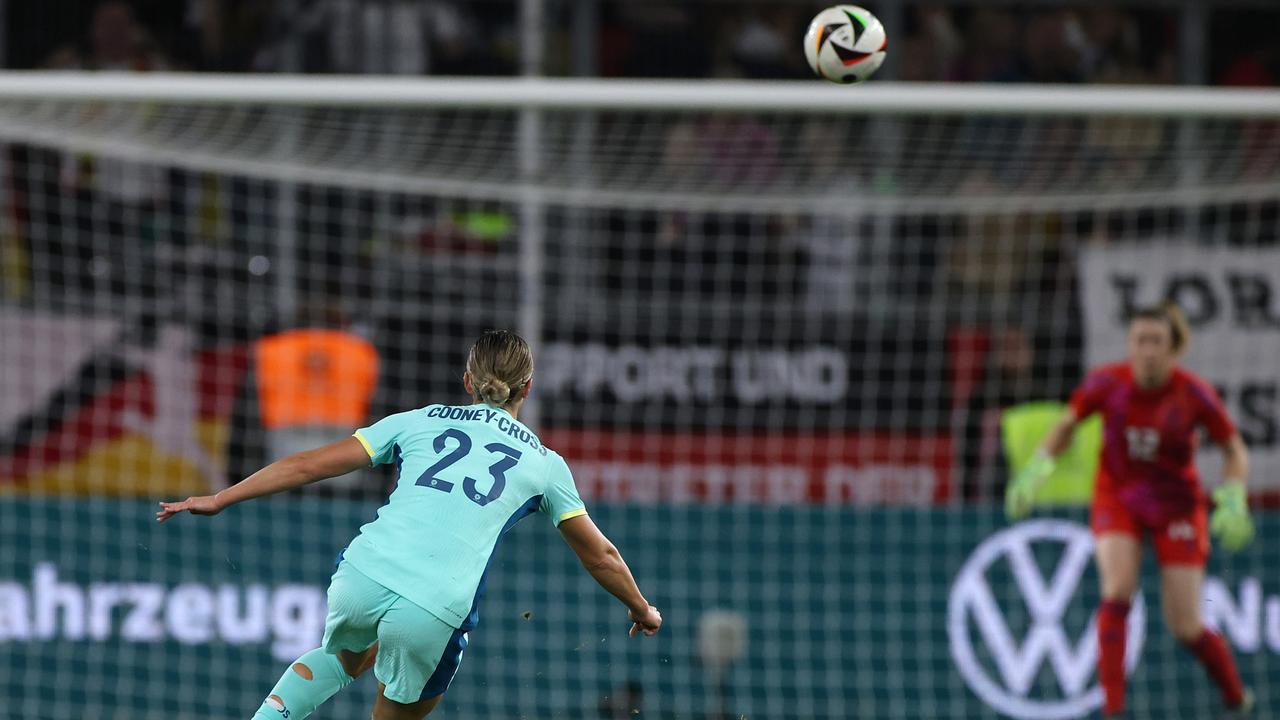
left=343, top=404, right=586, bottom=629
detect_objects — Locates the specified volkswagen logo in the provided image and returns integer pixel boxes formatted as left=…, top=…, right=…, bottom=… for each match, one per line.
left=948, top=519, right=1146, bottom=719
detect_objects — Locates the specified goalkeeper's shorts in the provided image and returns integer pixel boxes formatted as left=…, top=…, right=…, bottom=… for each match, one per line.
left=1091, top=490, right=1209, bottom=567
left=323, top=560, right=469, bottom=703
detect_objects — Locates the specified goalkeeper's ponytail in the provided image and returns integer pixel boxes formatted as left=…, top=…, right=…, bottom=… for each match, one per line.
left=1160, top=301, right=1191, bottom=354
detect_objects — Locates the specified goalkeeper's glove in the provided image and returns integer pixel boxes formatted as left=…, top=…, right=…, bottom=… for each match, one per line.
left=1210, top=481, right=1254, bottom=552
left=1005, top=451, right=1054, bottom=521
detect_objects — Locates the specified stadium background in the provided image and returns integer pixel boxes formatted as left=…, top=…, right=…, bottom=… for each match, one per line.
left=1, top=1, right=1278, bottom=718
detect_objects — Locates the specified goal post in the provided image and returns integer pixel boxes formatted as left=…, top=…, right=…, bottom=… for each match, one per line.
left=1, top=72, right=1279, bottom=719
left=0, top=72, right=1278, bottom=115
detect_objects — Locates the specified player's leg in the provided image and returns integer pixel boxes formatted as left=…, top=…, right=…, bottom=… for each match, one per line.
left=1155, top=509, right=1248, bottom=711
left=337, top=644, right=379, bottom=678
left=1092, top=490, right=1143, bottom=718
left=1094, top=532, right=1141, bottom=717
left=1161, top=564, right=1246, bottom=708
left=252, top=562, right=391, bottom=720
left=367, top=595, right=467, bottom=720
left=371, top=687, right=443, bottom=720
left=252, top=646, right=374, bottom=720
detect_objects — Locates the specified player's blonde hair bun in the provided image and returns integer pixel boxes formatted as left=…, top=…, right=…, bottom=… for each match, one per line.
left=476, top=377, right=512, bottom=406
left=467, top=330, right=534, bottom=407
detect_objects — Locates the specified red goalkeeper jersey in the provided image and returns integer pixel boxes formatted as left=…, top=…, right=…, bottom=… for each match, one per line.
left=1070, top=362, right=1236, bottom=524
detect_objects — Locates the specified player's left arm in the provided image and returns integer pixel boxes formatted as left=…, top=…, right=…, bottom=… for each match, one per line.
left=543, top=453, right=661, bottom=637
left=1198, top=378, right=1255, bottom=550
left=1219, top=433, right=1250, bottom=487
left=156, top=437, right=370, bottom=522
left=559, top=514, right=661, bottom=637
left=1210, top=433, right=1254, bottom=551
left=1199, top=378, right=1250, bottom=487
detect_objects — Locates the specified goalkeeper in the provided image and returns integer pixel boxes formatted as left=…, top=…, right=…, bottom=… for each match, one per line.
left=1005, top=302, right=1255, bottom=719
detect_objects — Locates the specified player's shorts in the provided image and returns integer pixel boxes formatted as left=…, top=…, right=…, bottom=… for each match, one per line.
left=323, top=561, right=470, bottom=703
left=1091, top=492, right=1209, bottom=566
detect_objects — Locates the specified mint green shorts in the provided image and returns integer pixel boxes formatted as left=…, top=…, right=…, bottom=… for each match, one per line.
left=323, top=561, right=466, bottom=704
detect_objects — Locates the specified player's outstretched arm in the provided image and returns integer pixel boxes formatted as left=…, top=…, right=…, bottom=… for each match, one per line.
left=558, top=514, right=661, bottom=637
left=1037, top=409, right=1081, bottom=460
left=1005, top=409, right=1080, bottom=520
left=156, top=437, right=370, bottom=522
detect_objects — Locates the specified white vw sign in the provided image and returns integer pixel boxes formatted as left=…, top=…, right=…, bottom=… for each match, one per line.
left=949, top=520, right=1146, bottom=719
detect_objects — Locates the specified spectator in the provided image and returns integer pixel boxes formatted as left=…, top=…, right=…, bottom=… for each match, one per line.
left=323, top=0, right=430, bottom=74
left=955, top=8, right=1020, bottom=82
left=944, top=212, right=1035, bottom=301
left=900, top=5, right=962, bottom=82
left=1022, top=11, right=1084, bottom=84
left=86, top=1, right=169, bottom=71
left=727, top=7, right=807, bottom=79
left=1209, top=12, right=1280, bottom=187
left=181, top=0, right=276, bottom=71
left=957, top=326, right=1037, bottom=501
left=791, top=119, right=867, bottom=315
left=602, top=2, right=709, bottom=78
left=255, top=0, right=506, bottom=75
left=45, top=2, right=171, bottom=302
left=701, top=114, right=781, bottom=189
left=240, top=301, right=380, bottom=493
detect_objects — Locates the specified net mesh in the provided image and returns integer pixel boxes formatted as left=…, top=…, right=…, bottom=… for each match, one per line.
left=0, top=89, right=1278, bottom=720
left=0, top=98, right=1278, bottom=210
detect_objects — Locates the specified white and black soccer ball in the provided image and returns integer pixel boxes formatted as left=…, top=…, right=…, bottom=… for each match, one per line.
left=804, top=5, right=887, bottom=84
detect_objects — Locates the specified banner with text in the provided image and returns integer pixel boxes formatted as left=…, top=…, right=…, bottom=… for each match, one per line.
left=535, top=335, right=949, bottom=433
left=3, top=500, right=1278, bottom=719
left=543, top=429, right=953, bottom=505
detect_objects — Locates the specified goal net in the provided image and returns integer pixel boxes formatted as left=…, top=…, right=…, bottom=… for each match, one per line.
left=0, top=74, right=1278, bottom=720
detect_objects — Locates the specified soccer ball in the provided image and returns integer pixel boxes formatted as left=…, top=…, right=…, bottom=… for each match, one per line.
left=804, top=5, right=887, bottom=84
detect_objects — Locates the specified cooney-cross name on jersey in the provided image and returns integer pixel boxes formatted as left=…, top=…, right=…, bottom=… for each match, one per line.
left=424, top=405, right=549, bottom=456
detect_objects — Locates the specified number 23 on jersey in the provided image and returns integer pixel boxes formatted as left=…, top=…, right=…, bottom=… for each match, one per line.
left=416, top=428, right=521, bottom=507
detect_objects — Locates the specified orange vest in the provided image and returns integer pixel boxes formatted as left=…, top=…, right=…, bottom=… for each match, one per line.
left=255, top=329, right=379, bottom=430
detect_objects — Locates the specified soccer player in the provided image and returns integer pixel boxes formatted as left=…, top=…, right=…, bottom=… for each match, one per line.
left=158, top=330, right=662, bottom=720
left=1005, top=303, right=1255, bottom=718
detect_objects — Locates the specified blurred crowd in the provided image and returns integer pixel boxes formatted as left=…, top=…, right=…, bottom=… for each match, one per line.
left=10, top=0, right=1278, bottom=87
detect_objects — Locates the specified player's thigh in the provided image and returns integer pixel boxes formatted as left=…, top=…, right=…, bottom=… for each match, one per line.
left=372, top=597, right=459, bottom=706
left=372, top=686, right=443, bottom=720
left=1092, top=495, right=1143, bottom=600
left=337, top=643, right=378, bottom=679
left=322, top=562, right=396, bottom=655
left=1160, top=564, right=1206, bottom=642
left=1094, top=533, right=1143, bottom=600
